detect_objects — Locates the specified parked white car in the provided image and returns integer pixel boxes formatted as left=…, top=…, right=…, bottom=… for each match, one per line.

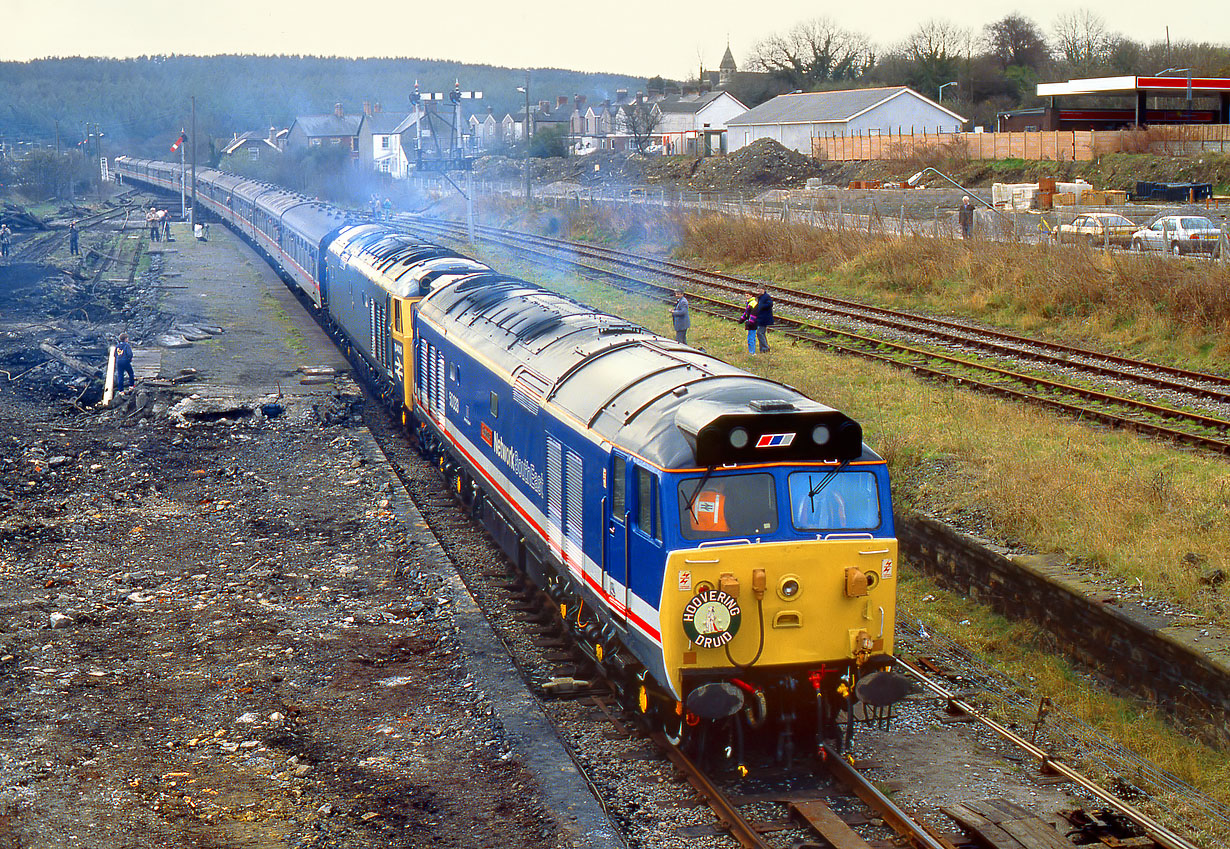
left=1130, top=215, right=1224, bottom=256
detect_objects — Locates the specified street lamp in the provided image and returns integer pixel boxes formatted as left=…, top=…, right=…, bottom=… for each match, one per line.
left=938, top=81, right=959, bottom=103
left=517, top=73, right=531, bottom=200
left=1156, top=67, right=1193, bottom=112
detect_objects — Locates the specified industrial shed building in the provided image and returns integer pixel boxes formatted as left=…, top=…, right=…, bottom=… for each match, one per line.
left=726, top=87, right=966, bottom=154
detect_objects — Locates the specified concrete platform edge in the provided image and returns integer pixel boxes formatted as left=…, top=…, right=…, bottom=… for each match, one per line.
left=350, top=424, right=627, bottom=849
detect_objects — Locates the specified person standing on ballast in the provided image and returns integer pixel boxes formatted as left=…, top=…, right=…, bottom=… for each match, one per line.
left=753, top=286, right=774, bottom=354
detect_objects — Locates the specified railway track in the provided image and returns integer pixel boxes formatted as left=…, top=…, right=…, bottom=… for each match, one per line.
left=11, top=203, right=137, bottom=264
left=403, top=215, right=1230, bottom=455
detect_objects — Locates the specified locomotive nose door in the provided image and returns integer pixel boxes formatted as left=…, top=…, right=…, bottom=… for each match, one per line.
left=604, top=452, right=631, bottom=622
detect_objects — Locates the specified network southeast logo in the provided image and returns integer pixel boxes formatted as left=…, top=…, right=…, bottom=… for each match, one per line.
left=756, top=433, right=795, bottom=448
left=493, top=430, right=544, bottom=495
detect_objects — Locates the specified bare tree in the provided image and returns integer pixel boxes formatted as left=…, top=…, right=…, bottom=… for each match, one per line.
left=1052, top=10, right=1113, bottom=72
left=903, top=19, right=970, bottom=95
left=749, top=17, right=874, bottom=89
left=619, top=101, right=662, bottom=155
left=983, top=14, right=1048, bottom=70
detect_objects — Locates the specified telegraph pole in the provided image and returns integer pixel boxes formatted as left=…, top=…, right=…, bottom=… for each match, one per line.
left=179, top=128, right=187, bottom=219
left=190, top=96, right=197, bottom=226
left=521, top=70, right=531, bottom=201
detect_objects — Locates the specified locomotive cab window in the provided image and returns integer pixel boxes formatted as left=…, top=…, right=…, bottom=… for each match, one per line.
left=635, top=466, right=662, bottom=543
left=788, top=470, right=880, bottom=532
left=678, top=473, right=778, bottom=541
left=611, top=455, right=626, bottom=520
left=448, top=362, right=458, bottom=382
left=489, top=392, right=498, bottom=417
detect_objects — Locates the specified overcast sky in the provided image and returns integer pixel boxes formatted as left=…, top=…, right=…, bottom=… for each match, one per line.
left=5, top=0, right=1228, bottom=80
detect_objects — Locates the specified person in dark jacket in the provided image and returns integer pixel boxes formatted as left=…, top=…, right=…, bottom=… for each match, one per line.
left=670, top=289, right=690, bottom=344
left=958, top=196, right=975, bottom=239
left=68, top=222, right=79, bottom=256
left=114, top=333, right=135, bottom=391
left=1, top=224, right=13, bottom=258
left=753, top=287, right=774, bottom=353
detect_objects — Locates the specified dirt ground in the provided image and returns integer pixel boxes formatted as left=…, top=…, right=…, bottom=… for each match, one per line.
left=0, top=212, right=562, bottom=848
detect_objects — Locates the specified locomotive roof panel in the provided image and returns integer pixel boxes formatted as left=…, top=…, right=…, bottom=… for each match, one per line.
left=327, top=225, right=482, bottom=297
left=419, top=273, right=877, bottom=468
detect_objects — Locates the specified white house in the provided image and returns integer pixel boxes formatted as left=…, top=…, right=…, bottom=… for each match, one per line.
left=725, top=87, right=967, bottom=154
left=654, top=90, right=748, bottom=156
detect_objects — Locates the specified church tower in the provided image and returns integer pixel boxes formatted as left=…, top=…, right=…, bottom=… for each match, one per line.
left=718, top=41, right=736, bottom=88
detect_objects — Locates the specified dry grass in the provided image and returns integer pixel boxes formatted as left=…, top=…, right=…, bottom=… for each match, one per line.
left=679, top=216, right=1230, bottom=366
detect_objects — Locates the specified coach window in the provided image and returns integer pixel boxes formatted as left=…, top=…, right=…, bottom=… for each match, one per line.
left=636, top=466, right=662, bottom=542
left=489, top=392, right=499, bottom=417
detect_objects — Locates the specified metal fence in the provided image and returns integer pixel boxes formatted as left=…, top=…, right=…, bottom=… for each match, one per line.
left=408, top=176, right=1230, bottom=259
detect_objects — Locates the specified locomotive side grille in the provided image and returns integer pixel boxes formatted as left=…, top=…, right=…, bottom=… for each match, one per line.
left=565, top=450, right=583, bottom=559
left=434, top=349, right=445, bottom=419
left=546, top=437, right=564, bottom=555
left=417, top=339, right=428, bottom=408
left=372, top=298, right=389, bottom=370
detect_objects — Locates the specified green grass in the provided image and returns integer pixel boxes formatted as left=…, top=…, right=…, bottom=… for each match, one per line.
left=261, top=291, right=308, bottom=356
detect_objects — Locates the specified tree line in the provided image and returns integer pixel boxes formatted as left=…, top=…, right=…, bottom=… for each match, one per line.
left=0, top=55, right=646, bottom=158
left=745, top=11, right=1230, bottom=125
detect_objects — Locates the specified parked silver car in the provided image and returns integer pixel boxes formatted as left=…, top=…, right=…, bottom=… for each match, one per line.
left=1130, top=215, right=1224, bottom=255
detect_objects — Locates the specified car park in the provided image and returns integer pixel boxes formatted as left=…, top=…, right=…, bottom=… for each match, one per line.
left=1051, top=212, right=1138, bottom=247
left=1130, top=215, right=1224, bottom=255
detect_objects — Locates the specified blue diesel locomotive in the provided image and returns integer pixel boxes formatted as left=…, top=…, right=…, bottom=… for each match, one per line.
left=114, top=156, right=903, bottom=761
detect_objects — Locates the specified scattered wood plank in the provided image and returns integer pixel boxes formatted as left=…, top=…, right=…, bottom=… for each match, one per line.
left=790, top=799, right=874, bottom=849
left=38, top=343, right=101, bottom=379
left=944, top=799, right=1074, bottom=849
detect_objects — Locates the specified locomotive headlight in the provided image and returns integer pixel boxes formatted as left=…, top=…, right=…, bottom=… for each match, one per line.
left=729, top=427, right=750, bottom=449
left=778, top=574, right=802, bottom=600
left=811, top=424, right=831, bottom=446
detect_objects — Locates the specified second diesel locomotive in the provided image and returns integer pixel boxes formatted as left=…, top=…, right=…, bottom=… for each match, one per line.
left=114, top=156, right=904, bottom=763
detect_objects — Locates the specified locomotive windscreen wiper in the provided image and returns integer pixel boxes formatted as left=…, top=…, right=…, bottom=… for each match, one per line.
left=805, top=460, right=849, bottom=513
left=684, top=465, right=717, bottom=522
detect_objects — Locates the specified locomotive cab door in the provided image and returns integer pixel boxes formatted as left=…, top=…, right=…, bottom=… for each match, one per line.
left=604, top=452, right=632, bottom=622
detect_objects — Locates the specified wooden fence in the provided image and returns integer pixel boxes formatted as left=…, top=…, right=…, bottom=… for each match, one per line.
left=812, top=124, right=1230, bottom=162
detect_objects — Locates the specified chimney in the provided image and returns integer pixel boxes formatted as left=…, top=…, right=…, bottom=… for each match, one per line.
left=487, top=106, right=494, bottom=117
left=334, top=102, right=344, bottom=118
left=233, top=131, right=239, bottom=140
left=268, top=126, right=276, bottom=143
left=363, top=100, right=372, bottom=117
left=557, top=95, right=568, bottom=109
left=575, top=94, right=586, bottom=112
left=374, top=101, right=382, bottom=114
left=538, top=100, right=549, bottom=113
left=615, top=88, right=628, bottom=102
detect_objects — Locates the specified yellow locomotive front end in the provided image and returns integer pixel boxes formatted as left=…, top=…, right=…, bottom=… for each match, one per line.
left=643, top=399, right=905, bottom=758
left=659, top=536, right=897, bottom=697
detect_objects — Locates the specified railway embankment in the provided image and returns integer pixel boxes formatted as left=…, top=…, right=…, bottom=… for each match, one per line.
left=900, top=516, right=1230, bottom=747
